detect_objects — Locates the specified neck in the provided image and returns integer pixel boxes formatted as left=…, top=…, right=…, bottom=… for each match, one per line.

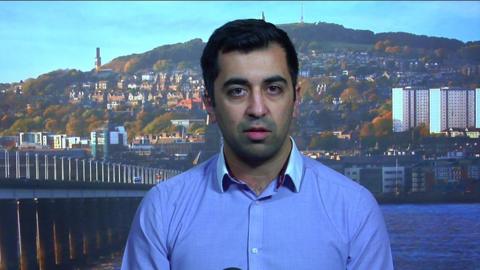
left=224, top=138, right=292, bottom=195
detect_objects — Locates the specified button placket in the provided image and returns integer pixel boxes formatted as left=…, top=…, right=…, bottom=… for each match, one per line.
left=247, top=200, right=264, bottom=269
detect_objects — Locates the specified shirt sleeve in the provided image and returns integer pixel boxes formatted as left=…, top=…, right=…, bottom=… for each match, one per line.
left=347, top=191, right=394, bottom=270
left=121, top=187, right=170, bottom=269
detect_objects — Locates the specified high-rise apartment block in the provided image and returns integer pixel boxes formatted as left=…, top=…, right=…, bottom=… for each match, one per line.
left=393, top=87, right=480, bottom=133
left=392, top=87, right=430, bottom=132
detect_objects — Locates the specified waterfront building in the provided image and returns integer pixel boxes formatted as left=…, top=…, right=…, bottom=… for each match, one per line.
left=382, top=166, right=405, bottom=193
left=90, top=126, right=128, bottom=160
left=130, top=136, right=154, bottom=156
left=344, top=167, right=360, bottom=183
left=19, top=132, right=53, bottom=148
left=53, top=134, right=67, bottom=149
left=434, top=161, right=463, bottom=184
left=411, top=166, right=427, bottom=192
left=343, top=166, right=405, bottom=194
left=468, top=163, right=480, bottom=180
left=66, top=136, right=87, bottom=149
left=19, top=132, right=44, bottom=145
left=358, top=168, right=383, bottom=194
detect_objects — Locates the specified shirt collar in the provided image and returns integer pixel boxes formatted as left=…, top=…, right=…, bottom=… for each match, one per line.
left=216, top=137, right=304, bottom=193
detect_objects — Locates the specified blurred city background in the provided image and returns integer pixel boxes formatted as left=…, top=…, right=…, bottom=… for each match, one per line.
left=0, top=2, right=479, bottom=269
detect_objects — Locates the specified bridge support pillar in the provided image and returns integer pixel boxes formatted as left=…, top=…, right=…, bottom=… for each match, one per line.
left=110, top=198, right=123, bottom=248
left=52, top=199, right=70, bottom=267
left=96, top=198, right=110, bottom=255
left=68, top=199, right=84, bottom=264
left=83, top=199, right=99, bottom=260
left=0, top=200, right=19, bottom=270
left=36, top=199, right=56, bottom=270
left=105, top=198, right=118, bottom=252
left=18, top=199, right=39, bottom=270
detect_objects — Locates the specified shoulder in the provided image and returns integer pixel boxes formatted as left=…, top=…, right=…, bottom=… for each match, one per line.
left=143, top=154, right=218, bottom=205
left=301, top=156, right=383, bottom=241
left=159, top=155, right=216, bottom=188
left=302, top=155, right=372, bottom=200
left=301, top=156, right=379, bottom=221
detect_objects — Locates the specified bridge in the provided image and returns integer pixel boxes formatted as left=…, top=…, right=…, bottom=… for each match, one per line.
left=0, top=150, right=180, bottom=270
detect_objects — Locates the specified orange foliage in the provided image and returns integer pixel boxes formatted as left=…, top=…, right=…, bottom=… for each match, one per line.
left=124, top=57, right=141, bottom=73
left=340, top=87, right=361, bottom=104
left=360, top=123, right=374, bottom=138
left=403, top=46, right=412, bottom=55
left=371, top=112, right=392, bottom=137
left=385, top=46, right=401, bottom=54
left=374, top=41, right=385, bottom=51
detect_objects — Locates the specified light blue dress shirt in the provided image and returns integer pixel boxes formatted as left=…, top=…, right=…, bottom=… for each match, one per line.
left=121, top=140, right=393, bottom=269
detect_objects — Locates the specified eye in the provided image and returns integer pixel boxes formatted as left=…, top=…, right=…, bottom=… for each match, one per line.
left=266, top=85, right=284, bottom=95
left=227, top=87, right=247, bottom=98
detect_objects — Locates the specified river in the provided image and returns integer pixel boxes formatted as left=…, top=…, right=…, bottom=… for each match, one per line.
left=85, top=203, right=480, bottom=270
left=383, top=203, right=480, bottom=270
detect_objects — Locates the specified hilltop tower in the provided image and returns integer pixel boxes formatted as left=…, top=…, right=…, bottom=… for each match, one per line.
left=261, top=11, right=265, bottom=21
left=300, top=3, right=304, bottom=24
left=95, top=47, right=102, bottom=72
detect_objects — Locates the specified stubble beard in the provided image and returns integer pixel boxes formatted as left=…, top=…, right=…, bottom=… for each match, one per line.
left=222, top=118, right=291, bottom=168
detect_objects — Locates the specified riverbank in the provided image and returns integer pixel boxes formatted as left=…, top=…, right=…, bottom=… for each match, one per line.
left=376, top=192, right=480, bottom=204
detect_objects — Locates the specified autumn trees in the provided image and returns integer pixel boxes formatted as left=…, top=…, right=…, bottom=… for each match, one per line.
left=308, top=132, right=340, bottom=151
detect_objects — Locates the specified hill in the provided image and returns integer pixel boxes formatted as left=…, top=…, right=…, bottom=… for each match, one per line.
left=280, top=22, right=464, bottom=52
left=21, top=69, right=86, bottom=96
left=103, top=21, right=471, bottom=74
left=102, top=38, right=204, bottom=73
left=18, top=21, right=479, bottom=96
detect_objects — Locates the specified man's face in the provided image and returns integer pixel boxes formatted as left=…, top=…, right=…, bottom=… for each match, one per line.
left=208, top=43, right=298, bottom=164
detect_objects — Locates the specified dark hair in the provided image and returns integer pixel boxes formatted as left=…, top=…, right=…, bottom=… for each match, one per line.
left=201, top=19, right=299, bottom=105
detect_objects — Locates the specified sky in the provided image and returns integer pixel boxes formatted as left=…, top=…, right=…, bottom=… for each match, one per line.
left=1, top=1, right=479, bottom=83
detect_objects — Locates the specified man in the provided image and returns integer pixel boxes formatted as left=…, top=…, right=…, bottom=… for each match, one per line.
left=122, top=19, right=393, bottom=269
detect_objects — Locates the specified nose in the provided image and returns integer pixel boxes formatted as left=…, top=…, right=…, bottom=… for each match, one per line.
left=246, top=90, right=267, bottom=118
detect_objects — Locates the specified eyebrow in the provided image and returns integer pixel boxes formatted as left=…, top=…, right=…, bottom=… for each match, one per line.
left=263, top=75, right=288, bottom=85
left=223, top=78, right=249, bottom=88
left=222, top=75, right=288, bottom=88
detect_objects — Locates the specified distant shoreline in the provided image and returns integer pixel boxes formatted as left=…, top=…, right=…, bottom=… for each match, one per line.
left=376, top=192, right=480, bottom=204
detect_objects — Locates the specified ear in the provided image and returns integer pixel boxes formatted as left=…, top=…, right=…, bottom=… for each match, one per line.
left=203, top=95, right=217, bottom=124
left=293, top=85, right=301, bottom=118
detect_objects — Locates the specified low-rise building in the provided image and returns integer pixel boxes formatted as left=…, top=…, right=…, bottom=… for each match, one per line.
left=53, top=134, right=67, bottom=149
left=382, top=166, right=405, bottom=193
left=91, top=126, right=128, bottom=160
left=19, top=132, right=52, bottom=148
left=343, top=165, right=405, bottom=194
left=95, top=80, right=109, bottom=91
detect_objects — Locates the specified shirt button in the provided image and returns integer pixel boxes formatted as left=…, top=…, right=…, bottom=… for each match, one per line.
left=251, top=248, right=258, bottom=254
left=255, top=200, right=261, bottom=205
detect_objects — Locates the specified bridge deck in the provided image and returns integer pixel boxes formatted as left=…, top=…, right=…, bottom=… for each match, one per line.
left=0, top=178, right=152, bottom=199
left=0, top=150, right=181, bottom=199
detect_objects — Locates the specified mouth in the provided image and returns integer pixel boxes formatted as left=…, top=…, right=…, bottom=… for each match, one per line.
left=244, top=127, right=271, bottom=141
